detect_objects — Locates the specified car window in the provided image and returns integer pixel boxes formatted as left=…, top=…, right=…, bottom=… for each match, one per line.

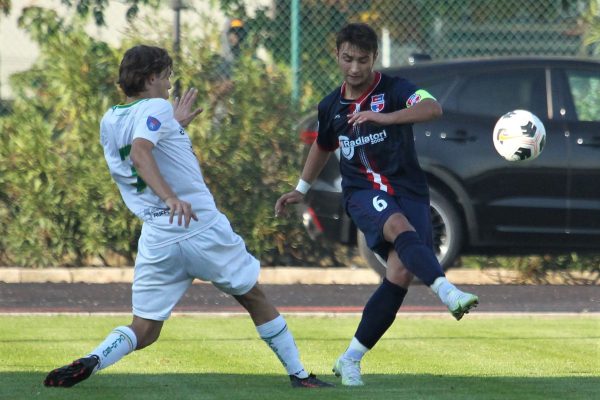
left=448, top=69, right=546, bottom=118
left=565, top=69, right=600, bottom=122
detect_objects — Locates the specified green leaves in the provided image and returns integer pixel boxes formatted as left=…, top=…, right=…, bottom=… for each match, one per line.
left=0, top=16, right=135, bottom=267
left=0, top=7, right=337, bottom=268
left=0, top=0, right=10, bottom=15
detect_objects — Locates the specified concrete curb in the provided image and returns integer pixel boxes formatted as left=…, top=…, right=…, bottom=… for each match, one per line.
left=0, top=267, right=597, bottom=285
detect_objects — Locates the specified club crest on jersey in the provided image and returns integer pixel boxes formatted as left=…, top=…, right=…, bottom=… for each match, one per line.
left=371, top=94, right=385, bottom=112
left=146, top=116, right=161, bottom=131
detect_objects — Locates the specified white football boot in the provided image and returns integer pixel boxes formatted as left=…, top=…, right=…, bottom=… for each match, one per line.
left=333, top=356, right=364, bottom=386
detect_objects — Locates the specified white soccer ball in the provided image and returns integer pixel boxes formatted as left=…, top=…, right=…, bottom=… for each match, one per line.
left=492, top=109, right=546, bottom=161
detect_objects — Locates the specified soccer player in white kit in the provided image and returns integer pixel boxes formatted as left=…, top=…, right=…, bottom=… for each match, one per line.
left=43, top=45, right=332, bottom=389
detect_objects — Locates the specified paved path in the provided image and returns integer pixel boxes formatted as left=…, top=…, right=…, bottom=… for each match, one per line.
left=1, top=283, right=598, bottom=314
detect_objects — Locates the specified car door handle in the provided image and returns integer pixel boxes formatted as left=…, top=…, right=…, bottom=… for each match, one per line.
left=440, top=130, right=477, bottom=142
left=576, top=136, right=600, bottom=148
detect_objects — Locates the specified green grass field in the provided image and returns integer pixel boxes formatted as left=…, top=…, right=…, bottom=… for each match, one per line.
left=0, top=315, right=598, bottom=400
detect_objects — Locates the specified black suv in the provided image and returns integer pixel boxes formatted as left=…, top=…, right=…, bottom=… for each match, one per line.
left=297, top=56, right=600, bottom=276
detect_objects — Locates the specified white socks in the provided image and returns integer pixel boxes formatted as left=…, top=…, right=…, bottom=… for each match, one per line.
left=343, top=337, right=369, bottom=361
left=88, top=326, right=137, bottom=371
left=430, top=276, right=458, bottom=306
left=256, top=315, right=308, bottom=378
left=82, top=319, right=311, bottom=379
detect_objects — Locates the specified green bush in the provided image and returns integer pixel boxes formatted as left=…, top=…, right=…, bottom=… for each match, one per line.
left=0, top=8, right=336, bottom=267
left=168, top=22, right=340, bottom=266
left=0, top=9, right=137, bottom=267
left=459, top=253, right=600, bottom=283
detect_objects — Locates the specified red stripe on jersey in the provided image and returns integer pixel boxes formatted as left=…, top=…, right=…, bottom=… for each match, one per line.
left=359, top=165, right=393, bottom=193
left=360, top=165, right=376, bottom=186
left=340, top=72, right=382, bottom=107
left=369, top=158, right=395, bottom=195
left=364, top=158, right=395, bottom=194
left=380, top=174, right=395, bottom=195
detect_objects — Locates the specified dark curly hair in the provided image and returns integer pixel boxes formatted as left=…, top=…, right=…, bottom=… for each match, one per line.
left=118, top=45, right=172, bottom=97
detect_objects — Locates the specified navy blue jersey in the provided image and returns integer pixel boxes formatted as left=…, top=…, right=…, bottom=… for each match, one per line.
left=316, top=72, right=430, bottom=202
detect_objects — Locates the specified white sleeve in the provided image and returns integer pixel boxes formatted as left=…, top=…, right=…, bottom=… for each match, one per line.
left=132, top=99, right=174, bottom=145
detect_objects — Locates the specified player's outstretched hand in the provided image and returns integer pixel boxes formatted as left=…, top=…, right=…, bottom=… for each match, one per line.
left=275, top=191, right=304, bottom=217
left=165, top=196, right=198, bottom=228
left=347, top=110, right=389, bottom=126
left=174, top=88, right=204, bottom=128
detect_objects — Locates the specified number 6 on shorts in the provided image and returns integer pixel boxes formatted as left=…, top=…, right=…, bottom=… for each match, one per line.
left=372, top=195, right=388, bottom=212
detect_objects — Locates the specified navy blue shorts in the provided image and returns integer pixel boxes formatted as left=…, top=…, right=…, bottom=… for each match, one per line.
left=345, top=190, right=433, bottom=261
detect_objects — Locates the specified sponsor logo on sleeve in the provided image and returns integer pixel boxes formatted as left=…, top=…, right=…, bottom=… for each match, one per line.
left=146, top=116, right=162, bottom=131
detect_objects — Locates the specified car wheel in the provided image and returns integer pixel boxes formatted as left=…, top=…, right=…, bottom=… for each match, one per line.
left=357, top=188, right=463, bottom=277
left=429, top=187, right=463, bottom=270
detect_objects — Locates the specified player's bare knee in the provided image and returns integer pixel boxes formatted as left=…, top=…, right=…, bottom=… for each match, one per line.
left=235, top=284, right=266, bottom=305
left=385, top=253, right=413, bottom=287
left=130, top=318, right=163, bottom=350
left=387, top=265, right=413, bottom=288
left=136, top=332, right=160, bottom=350
left=383, top=214, right=414, bottom=241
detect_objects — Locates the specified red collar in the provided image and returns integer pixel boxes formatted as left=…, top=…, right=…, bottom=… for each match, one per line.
left=340, top=72, right=381, bottom=106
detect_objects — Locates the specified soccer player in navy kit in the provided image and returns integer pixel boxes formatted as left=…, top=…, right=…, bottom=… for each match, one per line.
left=275, top=23, right=479, bottom=386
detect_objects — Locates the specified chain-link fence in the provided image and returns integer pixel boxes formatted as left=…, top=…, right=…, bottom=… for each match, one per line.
left=250, top=0, right=595, bottom=110
left=0, top=0, right=597, bottom=115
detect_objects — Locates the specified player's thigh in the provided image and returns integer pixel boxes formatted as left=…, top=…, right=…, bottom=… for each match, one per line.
left=180, top=213, right=259, bottom=296
left=346, top=189, right=402, bottom=259
left=133, top=239, right=192, bottom=321
left=397, top=196, right=434, bottom=249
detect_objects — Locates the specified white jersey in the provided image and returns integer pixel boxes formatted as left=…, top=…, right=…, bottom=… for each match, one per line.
left=100, top=98, right=220, bottom=248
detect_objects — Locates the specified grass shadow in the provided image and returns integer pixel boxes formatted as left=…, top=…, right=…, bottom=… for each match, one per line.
left=1, top=372, right=598, bottom=400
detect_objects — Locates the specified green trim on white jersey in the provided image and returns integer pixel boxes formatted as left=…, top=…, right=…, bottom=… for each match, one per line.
left=112, top=98, right=148, bottom=110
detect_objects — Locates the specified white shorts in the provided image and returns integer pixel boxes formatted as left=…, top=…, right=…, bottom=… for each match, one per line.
left=132, top=213, right=260, bottom=321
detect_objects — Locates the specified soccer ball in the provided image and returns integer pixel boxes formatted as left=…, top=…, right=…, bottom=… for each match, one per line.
left=492, top=109, right=546, bottom=161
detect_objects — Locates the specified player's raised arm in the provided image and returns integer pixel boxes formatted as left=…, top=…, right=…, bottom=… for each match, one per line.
left=347, top=96, right=442, bottom=126
left=275, top=141, right=331, bottom=217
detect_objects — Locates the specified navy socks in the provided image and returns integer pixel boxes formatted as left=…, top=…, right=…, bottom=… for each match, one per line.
left=393, top=231, right=444, bottom=286
left=352, top=232, right=445, bottom=351
left=354, top=278, right=408, bottom=349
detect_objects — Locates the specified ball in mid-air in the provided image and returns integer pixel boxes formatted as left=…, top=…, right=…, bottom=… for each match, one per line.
left=493, top=109, right=546, bottom=161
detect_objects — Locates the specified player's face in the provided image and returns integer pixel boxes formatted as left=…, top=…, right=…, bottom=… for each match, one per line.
left=147, top=68, right=172, bottom=99
left=336, top=42, right=377, bottom=92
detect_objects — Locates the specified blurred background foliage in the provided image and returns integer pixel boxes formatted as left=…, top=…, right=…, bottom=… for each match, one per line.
left=0, top=1, right=599, bottom=275
left=0, top=5, right=338, bottom=268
